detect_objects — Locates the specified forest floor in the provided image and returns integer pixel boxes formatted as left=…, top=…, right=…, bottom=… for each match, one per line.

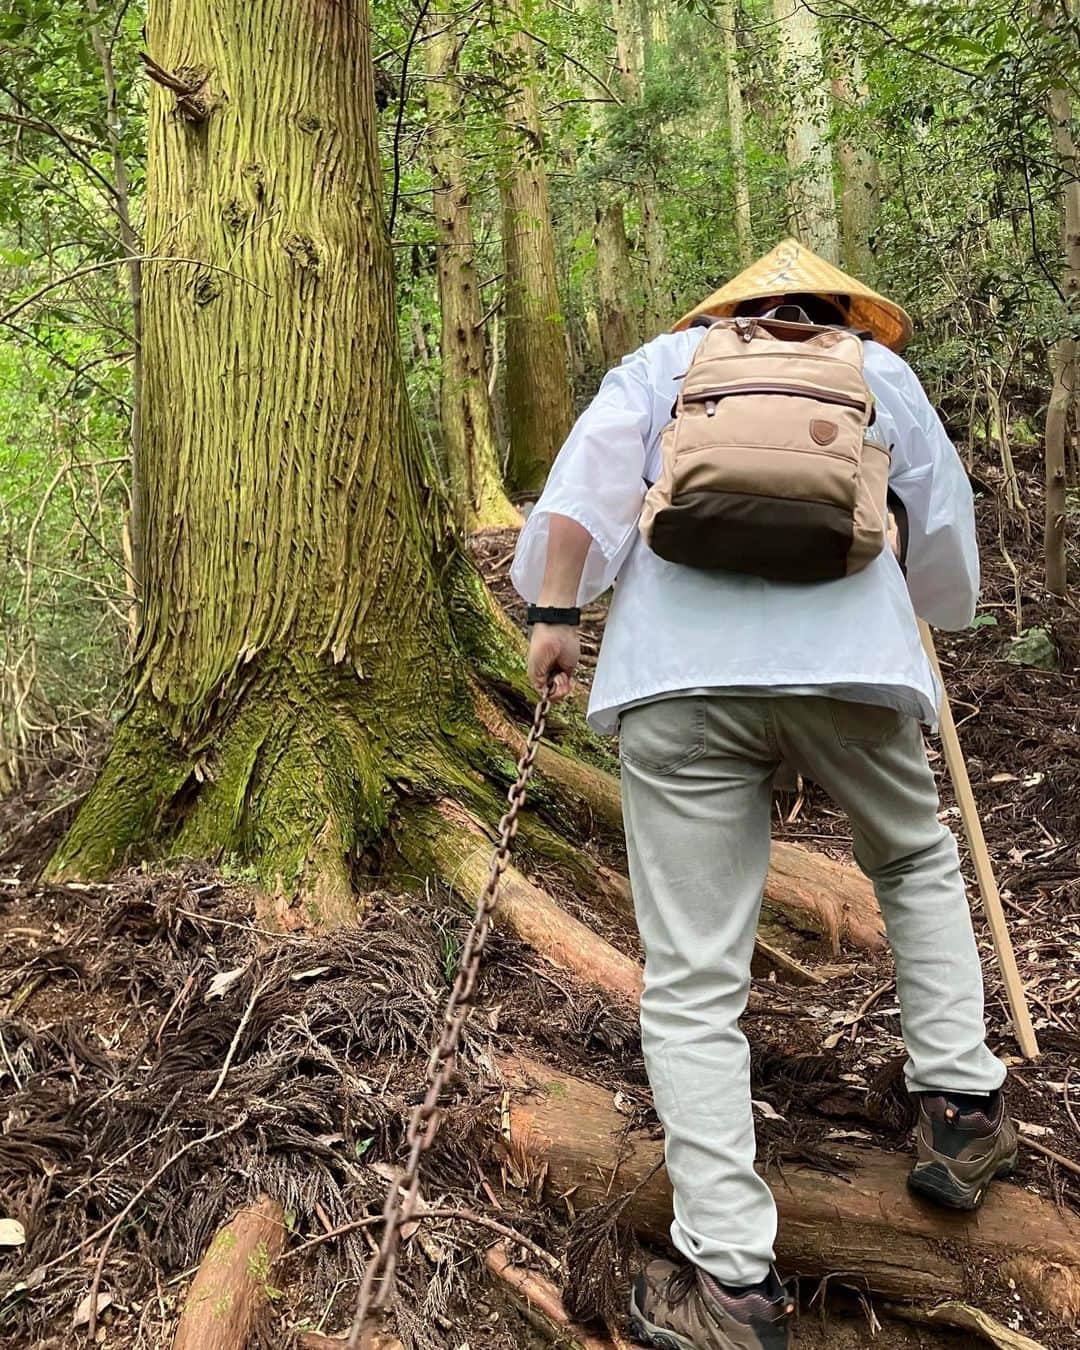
left=0, top=455, right=1078, bottom=1349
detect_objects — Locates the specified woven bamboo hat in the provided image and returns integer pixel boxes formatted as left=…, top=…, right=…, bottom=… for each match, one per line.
left=673, top=237, right=914, bottom=352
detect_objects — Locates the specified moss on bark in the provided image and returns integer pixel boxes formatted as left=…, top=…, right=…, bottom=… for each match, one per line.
left=49, top=0, right=609, bottom=918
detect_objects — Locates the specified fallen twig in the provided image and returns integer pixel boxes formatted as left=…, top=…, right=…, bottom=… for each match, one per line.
left=156, top=963, right=199, bottom=1047
left=207, top=972, right=272, bottom=1103
left=282, top=1205, right=560, bottom=1273
left=1021, top=1134, right=1080, bottom=1178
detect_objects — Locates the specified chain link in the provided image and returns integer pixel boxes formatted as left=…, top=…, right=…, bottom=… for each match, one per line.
left=347, top=685, right=552, bottom=1348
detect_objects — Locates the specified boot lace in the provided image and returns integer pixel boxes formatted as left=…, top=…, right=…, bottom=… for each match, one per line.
left=664, top=1261, right=699, bottom=1307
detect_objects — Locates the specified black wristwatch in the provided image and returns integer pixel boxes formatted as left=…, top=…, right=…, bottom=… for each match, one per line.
left=526, top=604, right=581, bottom=627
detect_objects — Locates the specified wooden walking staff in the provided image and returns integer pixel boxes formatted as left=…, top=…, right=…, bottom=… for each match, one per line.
left=919, top=619, right=1040, bottom=1059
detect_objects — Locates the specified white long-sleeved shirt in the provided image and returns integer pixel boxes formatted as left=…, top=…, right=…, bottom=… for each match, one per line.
left=511, top=327, right=979, bottom=734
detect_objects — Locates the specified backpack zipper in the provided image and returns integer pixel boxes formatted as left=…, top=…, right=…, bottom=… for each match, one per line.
left=682, top=382, right=868, bottom=418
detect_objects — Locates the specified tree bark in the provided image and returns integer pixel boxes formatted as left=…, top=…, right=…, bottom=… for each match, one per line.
left=45, top=0, right=546, bottom=923
left=499, top=0, right=575, bottom=496
left=720, top=0, right=754, bottom=265
left=593, top=200, right=640, bottom=364
left=611, top=0, right=670, bottom=334
left=173, top=1197, right=286, bottom=1350
left=772, top=0, right=839, bottom=263
left=1042, top=15, right=1079, bottom=595
left=766, top=838, right=884, bottom=952
left=425, top=18, right=519, bottom=532
left=403, top=801, right=646, bottom=1004
left=502, top=1056, right=1080, bottom=1325
left=831, top=53, right=878, bottom=279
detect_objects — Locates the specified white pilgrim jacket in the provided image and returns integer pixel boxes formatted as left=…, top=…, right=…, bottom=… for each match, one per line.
left=510, top=326, right=979, bottom=735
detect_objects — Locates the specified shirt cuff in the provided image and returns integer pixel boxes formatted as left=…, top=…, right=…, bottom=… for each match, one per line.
left=510, top=505, right=637, bottom=605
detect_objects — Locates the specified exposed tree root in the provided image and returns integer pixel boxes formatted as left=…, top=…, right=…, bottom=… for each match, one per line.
left=401, top=801, right=644, bottom=1004
left=884, top=1301, right=1050, bottom=1350
left=43, top=667, right=393, bottom=929
left=486, top=1244, right=619, bottom=1348
left=500, top=1055, right=1080, bottom=1327
left=173, top=1196, right=287, bottom=1350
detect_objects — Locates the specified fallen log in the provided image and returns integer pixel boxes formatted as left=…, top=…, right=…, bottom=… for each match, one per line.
left=500, top=1056, right=1080, bottom=1327
left=173, top=1196, right=287, bottom=1350
left=486, top=1245, right=618, bottom=1349
left=766, top=840, right=884, bottom=953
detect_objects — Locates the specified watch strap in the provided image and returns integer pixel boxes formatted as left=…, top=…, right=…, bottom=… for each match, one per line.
left=526, top=604, right=581, bottom=627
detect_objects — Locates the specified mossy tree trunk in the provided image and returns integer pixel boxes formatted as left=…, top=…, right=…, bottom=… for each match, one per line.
left=425, top=17, right=519, bottom=532
left=498, top=0, right=574, bottom=497
left=47, top=0, right=593, bottom=922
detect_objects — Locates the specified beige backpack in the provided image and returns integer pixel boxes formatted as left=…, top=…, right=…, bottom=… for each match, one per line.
left=639, top=312, right=891, bottom=581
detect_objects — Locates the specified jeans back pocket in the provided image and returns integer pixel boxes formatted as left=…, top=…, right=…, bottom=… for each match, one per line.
left=619, top=697, right=707, bottom=774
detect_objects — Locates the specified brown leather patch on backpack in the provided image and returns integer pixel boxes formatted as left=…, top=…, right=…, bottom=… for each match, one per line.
left=811, top=418, right=839, bottom=446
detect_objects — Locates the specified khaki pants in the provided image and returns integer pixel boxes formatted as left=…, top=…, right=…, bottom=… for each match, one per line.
left=619, top=693, right=1006, bottom=1286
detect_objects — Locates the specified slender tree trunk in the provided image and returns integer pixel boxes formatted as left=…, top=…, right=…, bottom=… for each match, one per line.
left=611, top=0, right=670, bottom=333
left=647, top=0, right=668, bottom=49
left=499, top=0, right=574, bottom=496
left=1046, top=336, right=1075, bottom=597
left=638, top=191, right=671, bottom=335
left=720, top=0, right=753, bottom=265
left=425, top=18, right=519, bottom=531
left=47, top=0, right=539, bottom=917
left=831, top=53, right=877, bottom=279
left=580, top=0, right=638, bottom=368
left=1043, top=31, right=1079, bottom=595
left=584, top=303, right=605, bottom=370
left=772, top=0, right=839, bottom=263
left=593, top=200, right=640, bottom=363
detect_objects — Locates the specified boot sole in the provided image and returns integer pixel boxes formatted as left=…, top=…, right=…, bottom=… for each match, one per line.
left=907, top=1151, right=1017, bottom=1211
left=628, top=1288, right=697, bottom=1350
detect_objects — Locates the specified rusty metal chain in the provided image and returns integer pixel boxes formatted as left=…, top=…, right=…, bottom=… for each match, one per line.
left=347, top=684, right=553, bottom=1348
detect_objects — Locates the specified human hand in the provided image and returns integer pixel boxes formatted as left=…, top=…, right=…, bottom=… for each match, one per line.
left=527, top=624, right=580, bottom=701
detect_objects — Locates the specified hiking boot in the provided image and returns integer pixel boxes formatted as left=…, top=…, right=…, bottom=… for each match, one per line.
left=908, top=1089, right=1018, bottom=1211
left=629, top=1259, right=792, bottom=1350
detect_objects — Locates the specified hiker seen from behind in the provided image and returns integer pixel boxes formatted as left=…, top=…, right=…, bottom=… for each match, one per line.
left=513, top=238, right=1017, bottom=1350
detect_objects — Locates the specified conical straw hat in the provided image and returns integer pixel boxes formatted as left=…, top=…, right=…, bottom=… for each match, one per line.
left=673, top=237, right=913, bottom=352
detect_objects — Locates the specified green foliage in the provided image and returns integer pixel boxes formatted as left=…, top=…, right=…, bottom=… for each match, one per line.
left=1, top=0, right=1077, bottom=792
left=1005, top=625, right=1060, bottom=671
left=0, top=0, right=141, bottom=785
